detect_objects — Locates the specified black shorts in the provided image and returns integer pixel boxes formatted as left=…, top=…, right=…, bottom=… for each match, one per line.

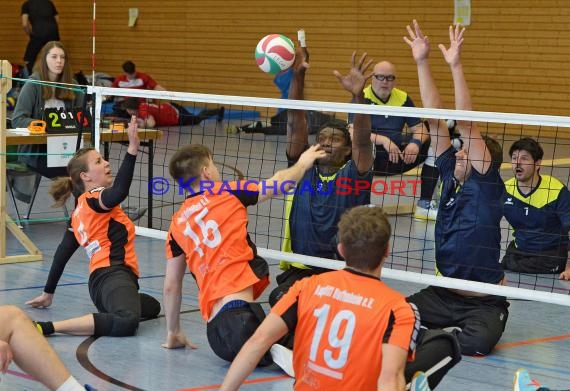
left=407, top=286, right=509, bottom=355
left=206, top=300, right=272, bottom=366
left=502, top=240, right=567, bottom=274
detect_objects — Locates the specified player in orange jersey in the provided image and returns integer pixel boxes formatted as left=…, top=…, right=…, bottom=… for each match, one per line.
left=220, top=205, right=460, bottom=390
left=32, top=116, right=160, bottom=337
left=162, top=143, right=326, bottom=364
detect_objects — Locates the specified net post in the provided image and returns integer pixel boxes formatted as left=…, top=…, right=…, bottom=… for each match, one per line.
left=0, top=59, right=42, bottom=264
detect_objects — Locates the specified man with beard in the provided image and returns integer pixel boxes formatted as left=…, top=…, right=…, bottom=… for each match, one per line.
left=502, top=137, right=570, bottom=279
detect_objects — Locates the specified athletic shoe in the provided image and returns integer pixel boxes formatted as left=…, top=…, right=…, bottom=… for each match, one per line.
left=33, top=321, right=44, bottom=335
left=414, top=200, right=438, bottom=221
left=410, top=371, right=431, bottom=391
left=84, top=385, right=98, bottom=391
left=225, top=125, right=239, bottom=134
left=513, top=369, right=545, bottom=391
left=270, top=344, right=294, bottom=378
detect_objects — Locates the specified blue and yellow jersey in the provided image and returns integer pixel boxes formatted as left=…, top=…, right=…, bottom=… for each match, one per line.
left=349, top=86, right=422, bottom=145
left=435, top=147, right=505, bottom=283
left=503, top=175, right=570, bottom=254
left=280, top=160, right=372, bottom=270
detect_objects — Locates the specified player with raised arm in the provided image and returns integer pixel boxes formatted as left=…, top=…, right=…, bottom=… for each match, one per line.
left=162, top=143, right=325, bottom=365
left=405, top=21, right=509, bottom=356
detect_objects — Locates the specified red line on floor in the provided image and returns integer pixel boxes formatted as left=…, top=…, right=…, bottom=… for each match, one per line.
left=178, top=374, right=289, bottom=391
left=470, top=333, right=570, bottom=359
left=495, top=333, right=570, bottom=350
left=6, top=368, right=39, bottom=382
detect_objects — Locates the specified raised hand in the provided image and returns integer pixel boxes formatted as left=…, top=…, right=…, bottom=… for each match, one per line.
left=297, top=144, right=327, bottom=169
left=333, top=51, right=374, bottom=96
left=127, top=115, right=140, bottom=155
left=292, top=45, right=310, bottom=74
left=439, top=24, right=465, bottom=67
left=403, top=19, right=430, bottom=63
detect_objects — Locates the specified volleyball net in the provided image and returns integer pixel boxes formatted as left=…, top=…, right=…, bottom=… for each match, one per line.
left=8, top=80, right=567, bottom=305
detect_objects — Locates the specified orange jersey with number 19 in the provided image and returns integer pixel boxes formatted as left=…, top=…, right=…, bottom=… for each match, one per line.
left=166, top=181, right=269, bottom=321
left=272, top=269, right=419, bottom=390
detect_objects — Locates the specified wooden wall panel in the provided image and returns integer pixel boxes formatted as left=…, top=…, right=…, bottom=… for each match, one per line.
left=1, top=1, right=569, bottom=120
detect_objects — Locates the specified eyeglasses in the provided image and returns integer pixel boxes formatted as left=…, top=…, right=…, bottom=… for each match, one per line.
left=373, top=74, right=396, bottom=82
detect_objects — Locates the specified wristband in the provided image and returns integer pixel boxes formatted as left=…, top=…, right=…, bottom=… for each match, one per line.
left=409, top=138, right=422, bottom=148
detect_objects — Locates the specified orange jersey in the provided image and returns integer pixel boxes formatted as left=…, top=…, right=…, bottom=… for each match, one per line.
left=71, top=187, right=139, bottom=276
left=166, top=181, right=269, bottom=321
left=272, top=269, right=419, bottom=390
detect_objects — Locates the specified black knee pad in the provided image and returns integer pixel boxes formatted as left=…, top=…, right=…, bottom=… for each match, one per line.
left=109, top=310, right=139, bottom=337
left=139, top=293, right=161, bottom=320
left=406, top=329, right=462, bottom=389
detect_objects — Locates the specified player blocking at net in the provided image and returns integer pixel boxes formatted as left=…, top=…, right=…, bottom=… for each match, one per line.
left=405, top=21, right=509, bottom=356
left=161, top=143, right=326, bottom=364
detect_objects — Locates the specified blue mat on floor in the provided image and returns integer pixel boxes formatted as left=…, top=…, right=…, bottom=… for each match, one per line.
left=100, top=101, right=259, bottom=121
left=185, top=106, right=260, bottom=121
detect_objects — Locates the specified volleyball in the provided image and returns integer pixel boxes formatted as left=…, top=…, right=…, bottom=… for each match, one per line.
left=255, top=34, right=295, bottom=74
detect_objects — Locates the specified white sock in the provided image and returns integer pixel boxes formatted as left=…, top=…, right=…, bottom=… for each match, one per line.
left=56, top=376, right=85, bottom=391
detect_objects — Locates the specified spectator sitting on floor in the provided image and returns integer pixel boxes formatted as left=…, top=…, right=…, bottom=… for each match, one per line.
left=123, top=97, right=224, bottom=128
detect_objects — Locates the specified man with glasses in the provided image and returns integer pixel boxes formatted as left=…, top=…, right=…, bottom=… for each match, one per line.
left=349, top=61, right=440, bottom=221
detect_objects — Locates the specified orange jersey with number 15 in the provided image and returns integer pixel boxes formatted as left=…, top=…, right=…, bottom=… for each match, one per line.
left=166, top=181, right=269, bottom=321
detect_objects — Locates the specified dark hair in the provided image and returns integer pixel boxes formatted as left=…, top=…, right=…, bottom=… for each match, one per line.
left=34, top=41, right=75, bottom=101
left=169, top=144, right=213, bottom=185
left=482, top=136, right=503, bottom=168
left=50, top=148, right=95, bottom=207
left=123, top=97, right=140, bottom=111
left=317, top=119, right=351, bottom=147
left=338, top=205, right=391, bottom=272
left=122, top=60, right=136, bottom=74
left=509, top=137, right=544, bottom=161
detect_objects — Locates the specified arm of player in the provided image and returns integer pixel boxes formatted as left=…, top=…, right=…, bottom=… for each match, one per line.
left=220, top=313, right=288, bottom=391
left=334, top=51, right=375, bottom=174
left=286, top=45, right=310, bottom=161
left=21, top=13, right=31, bottom=35
left=162, top=254, right=198, bottom=349
left=404, top=20, right=451, bottom=158
left=99, top=116, right=139, bottom=210
left=377, top=344, right=408, bottom=391
left=442, top=24, right=492, bottom=175
left=257, top=144, right=326, bottom=203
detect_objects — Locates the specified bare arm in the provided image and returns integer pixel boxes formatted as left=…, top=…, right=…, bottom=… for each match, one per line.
left=440, top=24, right=492, bottom=174
left=377, top=344, right=408, bottom=390
left=257, top=144, right=326, bottom=203
left=21, top=14, right=31, bottom=35
left=404, top=20, right=451, bottom=158
left=162, top=254, right=198, bottom=349
left=334, top=51, right=375, bottom=174
left=153, top=84, right=166, bottom=91
left=286, top=46, right=310, bottom=160
left=220, top=313, right=288, bottom=391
